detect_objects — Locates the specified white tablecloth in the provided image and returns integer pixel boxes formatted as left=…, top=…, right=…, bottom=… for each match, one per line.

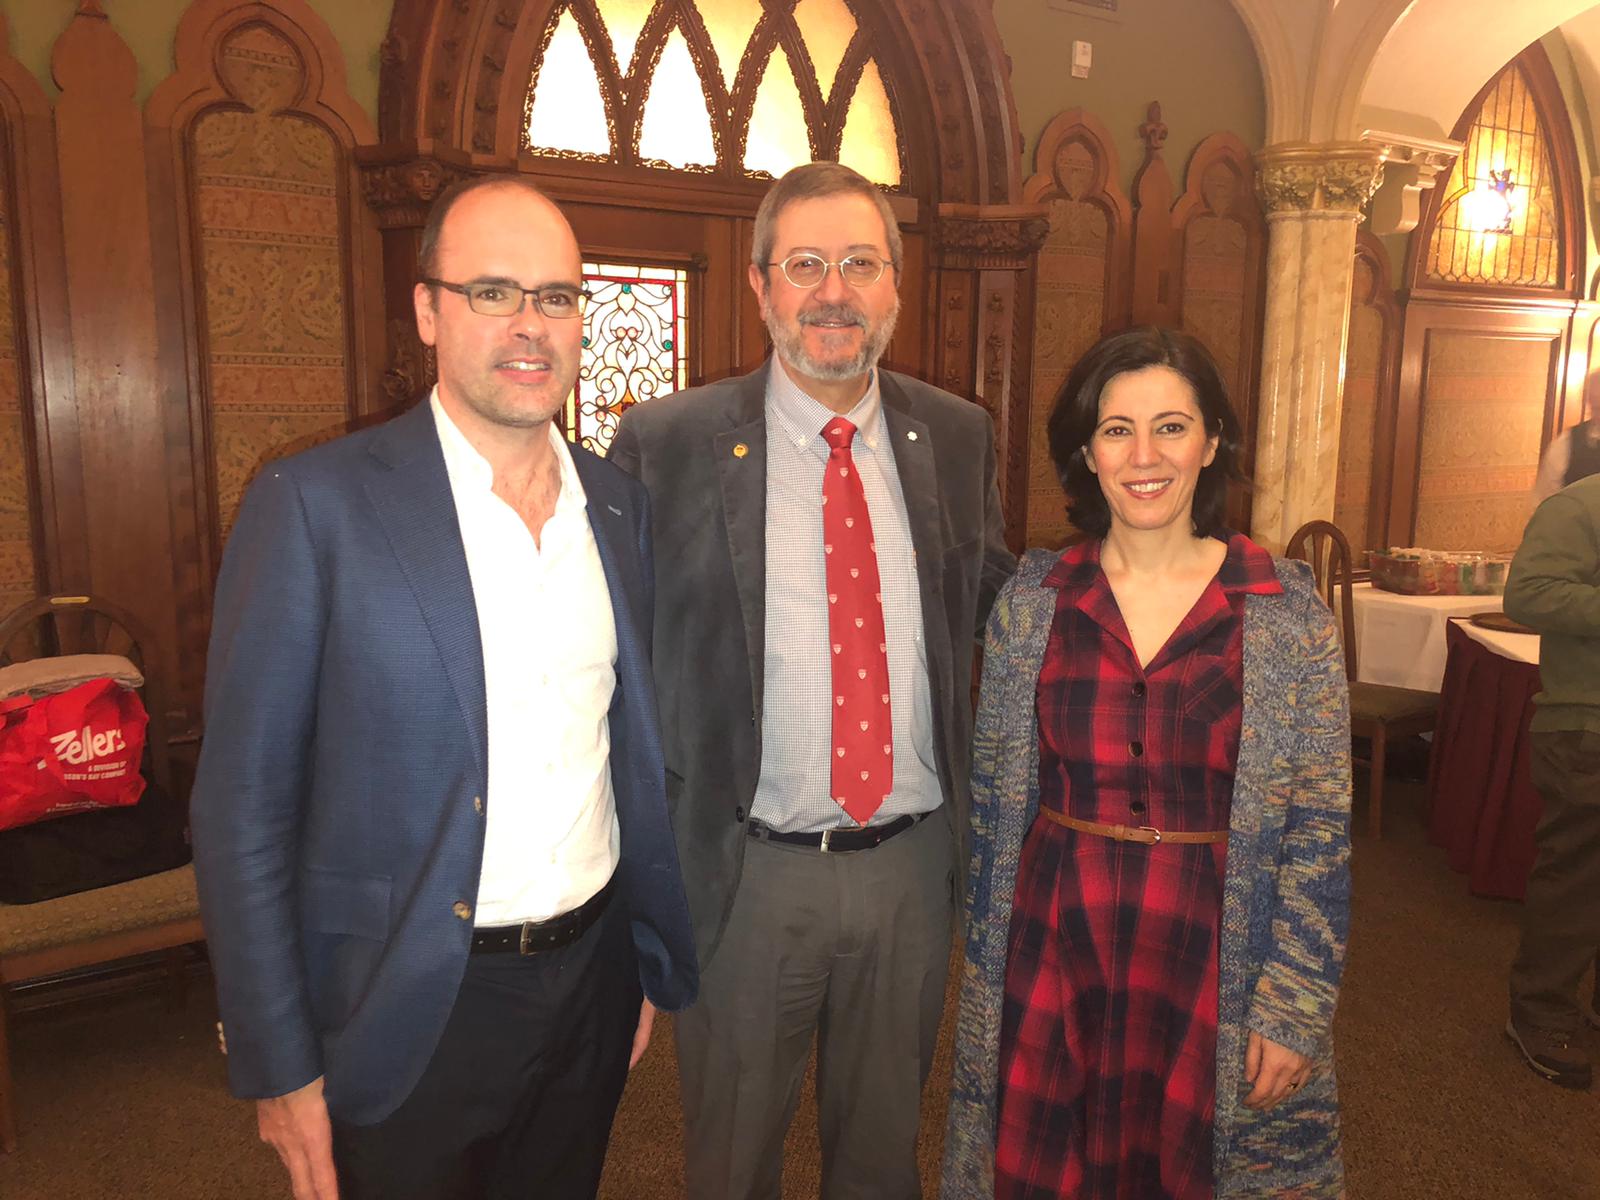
left=1454, top=618, right=1540, bottom=666
left=1348, top=582, right=1504, bottom=692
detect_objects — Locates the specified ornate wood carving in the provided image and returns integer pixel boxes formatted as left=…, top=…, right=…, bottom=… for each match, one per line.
left=1169, top=131, right=1266, bottom=528
left=1130, top=101, right=1176, bottom=327
left=145, top=0, right=383, bottom=721
left=1019, top=108, right=1130, bottom=546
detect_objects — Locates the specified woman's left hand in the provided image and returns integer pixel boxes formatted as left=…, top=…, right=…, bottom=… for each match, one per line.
left=1243, top=1030, right=1313, bottom=1111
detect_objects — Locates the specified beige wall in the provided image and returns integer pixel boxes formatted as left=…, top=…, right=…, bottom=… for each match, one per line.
left=994, top=0, right=1266, bottom=192
left=0, top=0, right=388, bottom=118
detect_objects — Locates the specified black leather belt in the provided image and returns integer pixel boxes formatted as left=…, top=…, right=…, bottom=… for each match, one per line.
left=746, top=811, right=931, bottom=853
left=470, top=877, right=615, bottom=955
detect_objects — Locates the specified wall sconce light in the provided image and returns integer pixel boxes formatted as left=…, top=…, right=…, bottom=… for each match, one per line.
left=1461, top=168, right=1518, bottom=234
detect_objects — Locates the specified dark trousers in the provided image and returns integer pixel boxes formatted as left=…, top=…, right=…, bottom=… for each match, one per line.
left=331, top=898, right=641, bottom=1200
left=1510, top=728, right=1600, bottom=1034
left=676, top=810, right=955, bottom=1200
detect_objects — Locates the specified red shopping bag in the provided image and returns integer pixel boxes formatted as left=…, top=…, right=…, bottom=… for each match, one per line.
left=0, top=677, right=148, bottom=831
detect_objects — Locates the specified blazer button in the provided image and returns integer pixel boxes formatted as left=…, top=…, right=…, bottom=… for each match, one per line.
left=735, top=806, right=746, bottom=823
left=453, top=901, right=472, bottom=921
left=473, top=795, right=484, bottom=815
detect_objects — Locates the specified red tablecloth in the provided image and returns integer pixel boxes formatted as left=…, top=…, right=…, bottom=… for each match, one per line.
left=1426, top=620, right=1543, bottom=900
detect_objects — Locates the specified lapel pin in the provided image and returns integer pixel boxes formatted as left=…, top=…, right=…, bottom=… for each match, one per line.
left=606, top=504, right=623, bottom=516
left=733, top=442, right=749, bottom=458
left=906, top=430, right=919, bottom=441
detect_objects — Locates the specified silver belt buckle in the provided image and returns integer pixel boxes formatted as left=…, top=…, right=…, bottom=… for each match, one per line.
left=820, top=828, right=835, bottom=853
left=518, top=920, right=537, bottom=955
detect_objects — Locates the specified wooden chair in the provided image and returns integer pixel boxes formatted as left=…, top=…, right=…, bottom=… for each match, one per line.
left=1285, top=521, right=1439, bottom=838
left=0, top=594, right=202, bottom=1154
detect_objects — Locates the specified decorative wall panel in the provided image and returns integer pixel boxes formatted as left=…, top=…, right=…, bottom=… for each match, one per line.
left=1021, top=110, right=1130, bottom=547
left=0, top=135, right=34, bottom=620
left=1334, top=235, right=1399, bottom=555
left=1413, top=331, right=1552, bottom=551
left=1175, top=138, right=1261, bottom=440
left=192, top=25, right=351, bottom=541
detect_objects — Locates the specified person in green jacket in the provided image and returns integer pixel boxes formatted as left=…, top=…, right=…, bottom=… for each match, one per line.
left=1503, top=471, right=1600, bottom=1090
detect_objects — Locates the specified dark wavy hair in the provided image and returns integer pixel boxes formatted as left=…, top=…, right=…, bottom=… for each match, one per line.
left=1046, top=326, right=1247, bottom=539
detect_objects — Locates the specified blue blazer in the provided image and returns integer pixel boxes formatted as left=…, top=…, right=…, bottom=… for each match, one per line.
left=190, top=399, right=698, bottom=1124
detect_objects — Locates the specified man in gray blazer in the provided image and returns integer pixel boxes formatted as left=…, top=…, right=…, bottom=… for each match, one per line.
left=609, top=162, right=1015, bottom=1199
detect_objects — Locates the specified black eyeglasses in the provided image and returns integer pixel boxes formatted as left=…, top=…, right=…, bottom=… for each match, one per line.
left=422, top=278, right=591, bottom=319
left=765, top=253, right=890, bottom=289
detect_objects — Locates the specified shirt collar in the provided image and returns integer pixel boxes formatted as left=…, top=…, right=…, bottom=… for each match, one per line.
left=765, top=356, right=884, bottom=457
left=430, top=387, right=588, bottom=514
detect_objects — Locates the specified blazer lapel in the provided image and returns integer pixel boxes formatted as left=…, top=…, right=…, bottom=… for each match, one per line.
left=364, top=401, right=488, bottom=781
left=880, top=374, right=954, bottom=724
left=715, top=368, right=771, bottom=723
left=570, top=450, right=646, bottom=667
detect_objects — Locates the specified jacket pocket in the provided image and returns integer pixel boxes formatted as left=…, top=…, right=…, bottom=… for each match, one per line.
left=301, top=867, right=392, bottom=941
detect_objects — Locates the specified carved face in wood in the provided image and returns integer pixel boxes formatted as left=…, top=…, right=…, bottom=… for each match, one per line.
left=412, top=184, right=584, bottom=438
left=748, top=192, right=900, bottom=393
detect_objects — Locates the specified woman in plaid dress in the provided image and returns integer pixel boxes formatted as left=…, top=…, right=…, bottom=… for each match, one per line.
left=941, top=327, right=1351, bottom=1199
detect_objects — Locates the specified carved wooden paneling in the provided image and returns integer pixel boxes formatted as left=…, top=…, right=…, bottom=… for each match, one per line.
left=1020, top=109, right=1130, bottom=547
left=1169, top=131, right=1265, bottom=529
left=1411, top=328, right=1556, bottom=551
left=0, top=22, right=71, bottom=625
left=146, top=0, right=381, bottom=719
left=1335, top=232, right=1400, bottom=554
left=53, top=4, right=179, bottom=697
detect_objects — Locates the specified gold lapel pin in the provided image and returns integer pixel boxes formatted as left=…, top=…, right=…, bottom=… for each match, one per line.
left=733, top=442, right=749, bottom=458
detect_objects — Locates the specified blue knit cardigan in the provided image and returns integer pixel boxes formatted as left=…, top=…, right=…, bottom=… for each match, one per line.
left=941, top=550, right=1352, bottom=1199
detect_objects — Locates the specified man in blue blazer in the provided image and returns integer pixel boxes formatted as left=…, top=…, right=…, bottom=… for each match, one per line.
left=191, top=176, right=697, bottom=1200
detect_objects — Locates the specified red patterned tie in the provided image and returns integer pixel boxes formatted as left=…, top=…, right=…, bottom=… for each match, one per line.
left=822, top=417, right=892, bottom=826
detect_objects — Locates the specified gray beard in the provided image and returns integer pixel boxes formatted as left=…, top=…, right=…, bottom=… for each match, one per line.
left=768, top=301, right=899, bottom=382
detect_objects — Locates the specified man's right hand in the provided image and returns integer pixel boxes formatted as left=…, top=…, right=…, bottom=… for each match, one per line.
left=257, top=1076, right=339, bottom=1200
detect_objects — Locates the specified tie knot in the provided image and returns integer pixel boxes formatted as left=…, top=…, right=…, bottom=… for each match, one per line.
left=822, top=417, right=857, bottom=451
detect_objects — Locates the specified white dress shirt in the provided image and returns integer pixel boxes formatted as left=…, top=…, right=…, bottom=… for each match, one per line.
left=431, top=392, right=620, bottom=926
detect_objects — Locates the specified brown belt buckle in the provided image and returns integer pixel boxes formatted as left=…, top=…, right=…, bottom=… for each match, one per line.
left=1139, top=825, right=1163, bottom=845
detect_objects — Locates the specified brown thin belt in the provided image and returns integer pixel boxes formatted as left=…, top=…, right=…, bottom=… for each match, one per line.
left=1038, top=807, right=1228, bottom=845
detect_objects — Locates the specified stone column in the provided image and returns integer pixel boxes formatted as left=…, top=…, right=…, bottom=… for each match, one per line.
left=1249, top=143, right=1385, bottom=553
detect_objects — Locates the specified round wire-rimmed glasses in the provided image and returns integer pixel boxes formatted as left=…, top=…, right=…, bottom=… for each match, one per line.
left=766, top=253, right=890, bottom=289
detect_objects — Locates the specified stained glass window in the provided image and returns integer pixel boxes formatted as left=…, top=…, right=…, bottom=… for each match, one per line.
left=1425, top=65, right=1561, bottom=288
left=566, top=261, right=689, bottom=454
left=744, top=47, right=813, bottom=178
left=791, top=0, right=856, bottom=102
left=524, top=0, right=903, bottom=187
left=638, top=28, right=717, bottom=168
left=525, top=8, right=612, bottom=157
left=698, top=0, right=761, bottom=90
left=838, top=60, right=901, bottom=187
left=596, top=0, right=655, bottom=77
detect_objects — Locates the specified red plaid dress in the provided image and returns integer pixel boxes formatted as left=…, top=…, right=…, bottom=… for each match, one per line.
left=994, top=533, right=1282, bottom=1199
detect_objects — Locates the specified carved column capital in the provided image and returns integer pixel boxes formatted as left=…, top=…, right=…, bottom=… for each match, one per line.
left=933, top=203, right=1051, bottom=270
left=1254, top=143, right=1385, bottom=217
left=358, top=154, right=476, bottom=228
